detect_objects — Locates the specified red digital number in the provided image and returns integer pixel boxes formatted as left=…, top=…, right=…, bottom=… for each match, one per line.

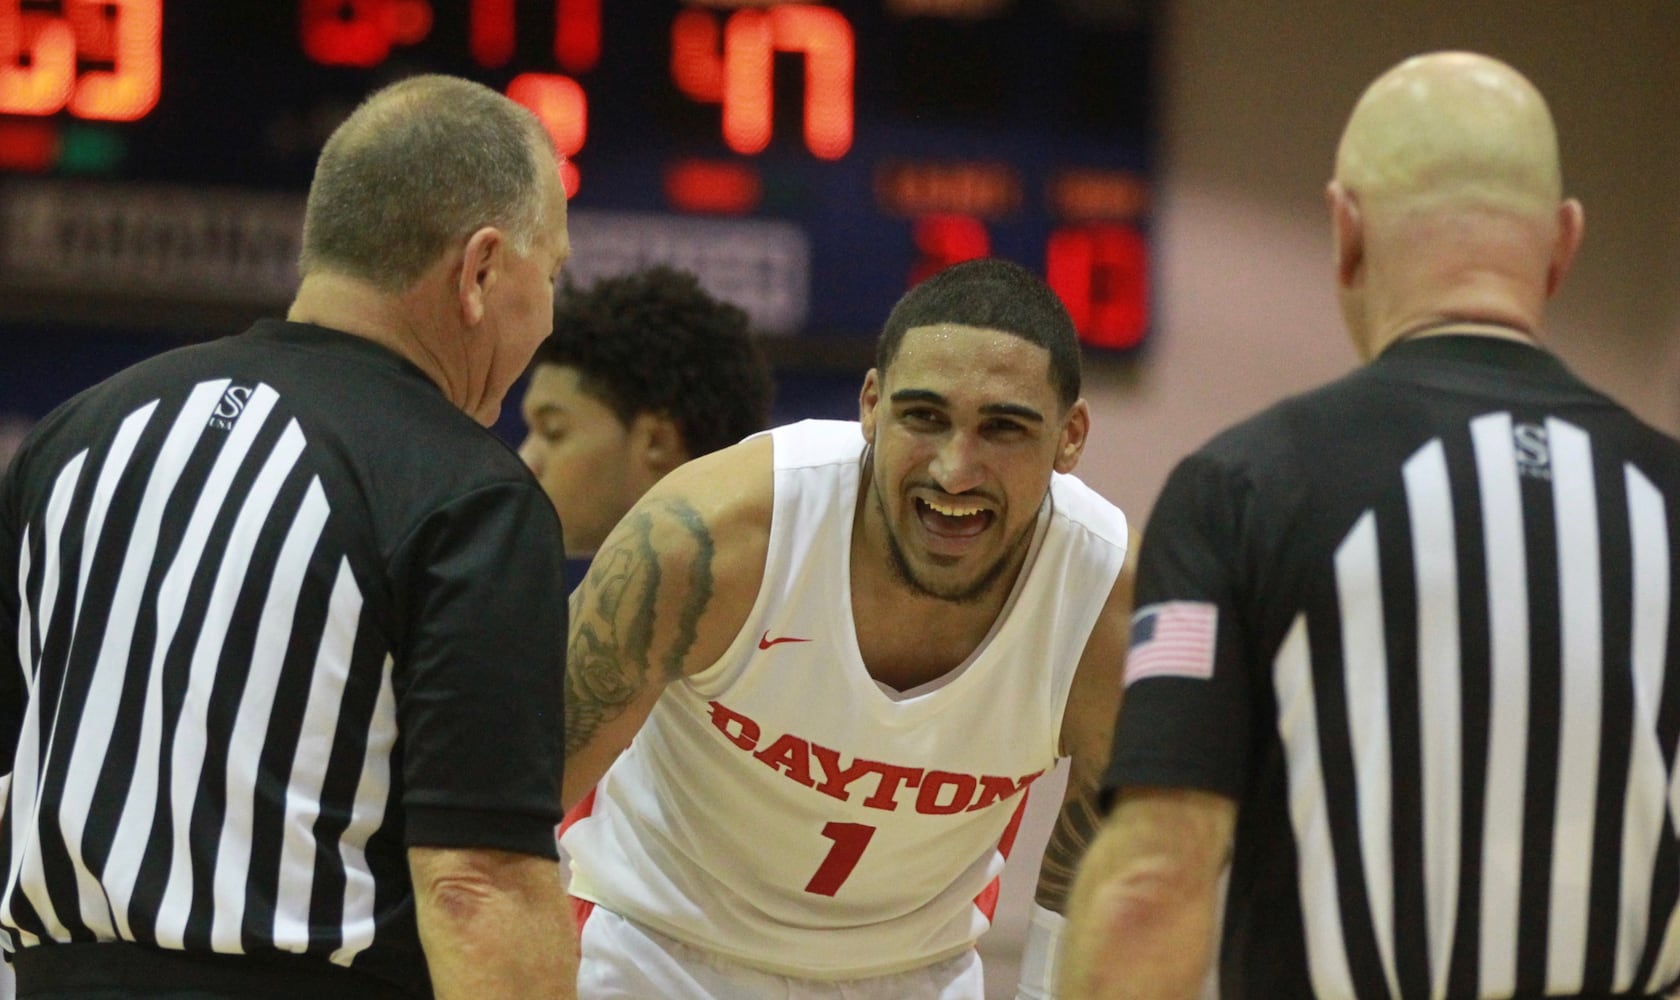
left=299, top=0, right=432, bottom=68
left=899, top=217, right=1151, bottom=349
left=1047, top=222, right=1150, bottom=350
left=311, top=0, right=598, bottom=71
left=471, top=0, right=597, bottom=71
left=0, top=3, right=74, bottom=116
left=804, top=821, right=875, bottom=897
left=909, top=214, right=990, bottom=287
left=0, top=119, right=58, bottom=171
left=671, top=8, right=723, bottom=102
left=301, top=3, right=591, bottom=195
left=468, top=0, right=515, bottom=67
left=664, top=158, right=761, bottom=215
left=67, top=0, right=161, bottom=121
left=507, top=72, right=584, bottom=197
left=0, top=0, right=160, bottom=121
left=671, top=5, right=853, bottom=160
left=552, top=0, right=600, bottom=73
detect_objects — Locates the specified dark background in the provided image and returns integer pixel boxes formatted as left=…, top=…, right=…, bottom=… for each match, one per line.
left=0, top=0, right=1154, bottom=448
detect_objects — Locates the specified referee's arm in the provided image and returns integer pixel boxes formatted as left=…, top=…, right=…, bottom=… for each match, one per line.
left=412, top=846, right=577, bottom=1000
left=396, top=481, right=575, bottom=997
left=1060, top=453, right=1248, bottom=998
left=1061, top=786, right=1235, bottom=1000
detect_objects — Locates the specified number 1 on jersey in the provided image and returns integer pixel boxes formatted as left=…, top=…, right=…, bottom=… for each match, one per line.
left=804, top=821, right=876, bottom=896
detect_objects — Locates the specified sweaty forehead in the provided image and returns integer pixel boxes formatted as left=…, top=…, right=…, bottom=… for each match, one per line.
left=895, top=322, right=1042, bottom=357
left=886, top=324, right=1056, bottom=398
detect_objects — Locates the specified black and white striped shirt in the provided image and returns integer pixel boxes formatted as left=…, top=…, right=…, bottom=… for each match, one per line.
left=0, top=320, right=567, bottom=996
left=1107, top=335, right=1680, bottom=999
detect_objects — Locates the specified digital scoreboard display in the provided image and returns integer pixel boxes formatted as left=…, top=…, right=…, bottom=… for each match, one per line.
left=0, top=0, right=1154, bottom=349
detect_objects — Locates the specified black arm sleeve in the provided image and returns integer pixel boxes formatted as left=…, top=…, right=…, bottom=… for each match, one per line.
left=0, top=468, right=22, bottom=777
left=391, top=479, right=567, bottom=857
left=1103, top=451, right=1255, bottom=803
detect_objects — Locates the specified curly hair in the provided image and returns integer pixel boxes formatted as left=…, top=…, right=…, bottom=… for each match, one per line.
left=531, top=267, right=773, bottom=457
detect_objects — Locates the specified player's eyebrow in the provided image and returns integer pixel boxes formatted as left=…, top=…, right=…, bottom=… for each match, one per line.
left=889, top=389, right=1045, bottom=423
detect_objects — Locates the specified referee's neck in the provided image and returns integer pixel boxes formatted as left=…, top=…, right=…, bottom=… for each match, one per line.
left=287, top=270, right=461, bottom=407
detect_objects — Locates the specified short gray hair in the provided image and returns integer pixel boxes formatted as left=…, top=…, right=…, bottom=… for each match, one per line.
left=299, top=74, right=554, bottom=290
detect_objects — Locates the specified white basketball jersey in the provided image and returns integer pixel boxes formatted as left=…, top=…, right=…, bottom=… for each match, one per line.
left=562, top=419, right=1130, bottom=980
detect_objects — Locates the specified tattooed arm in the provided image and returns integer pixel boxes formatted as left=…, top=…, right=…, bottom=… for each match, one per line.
left=560, top=436, right=772, bottom=811
left=1037, top=538, right=1138, bottom=913
left=1010, top=541, right=1138, bottom=998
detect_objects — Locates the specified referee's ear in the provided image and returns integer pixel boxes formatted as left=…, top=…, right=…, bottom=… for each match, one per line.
left=455, top=224, right=504, bottom=329
left=1326, top=180, right=1363, bottom=289
left=1545, top=197, right=1584, bottom=298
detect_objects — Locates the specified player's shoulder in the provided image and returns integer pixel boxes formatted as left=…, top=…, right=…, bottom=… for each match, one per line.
left=1049, top=471, right=1129, bottom=551
left=765, top=418, right=866, bottom=473
left=612, top=428, right=772, bottom=656
left=643, top=430, right=775, bottom=543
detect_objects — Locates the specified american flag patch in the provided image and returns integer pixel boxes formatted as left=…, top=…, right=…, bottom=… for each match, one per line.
left=1125, top=601, right=1218, bottom=686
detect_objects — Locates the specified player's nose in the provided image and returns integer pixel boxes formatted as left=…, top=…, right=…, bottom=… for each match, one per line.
left=928, top=432, right=984, bottom=495
left=517, top=437, right=542, bottom=473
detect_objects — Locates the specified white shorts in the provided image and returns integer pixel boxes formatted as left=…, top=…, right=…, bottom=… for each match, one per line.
left=576, top=904, right=985, bottom=999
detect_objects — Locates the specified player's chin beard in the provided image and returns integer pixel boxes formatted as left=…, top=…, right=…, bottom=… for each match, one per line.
left=874, top=485, right=1020, bottom=605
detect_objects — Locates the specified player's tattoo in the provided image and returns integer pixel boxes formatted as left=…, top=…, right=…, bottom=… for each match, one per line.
left=565, top=498, right=714, bottom=756
left=1035, top=771, right=1105, bottom=912
left=666, top=507, right=714, bottom=681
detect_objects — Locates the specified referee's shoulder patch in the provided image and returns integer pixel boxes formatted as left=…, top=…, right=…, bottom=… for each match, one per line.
left=1125, top=601, right=1218, bottom=686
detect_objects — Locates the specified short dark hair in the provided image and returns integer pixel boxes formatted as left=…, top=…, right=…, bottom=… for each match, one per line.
left=531, top=267, right=773, bottom=457
left=876, top=257, right=1081, bottom=408
left=300, top=74, right=553, bottom=290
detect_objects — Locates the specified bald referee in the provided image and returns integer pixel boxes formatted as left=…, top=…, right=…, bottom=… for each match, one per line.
left=0, top=76, right=575, bottom=998
left=1063, top=52, right=1680, bottom=999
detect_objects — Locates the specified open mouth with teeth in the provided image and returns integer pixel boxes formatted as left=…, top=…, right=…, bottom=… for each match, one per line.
left=915, top=497, right=995, bottom=539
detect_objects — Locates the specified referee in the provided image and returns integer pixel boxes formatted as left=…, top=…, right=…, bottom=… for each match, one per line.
left=0, top=77, right=575, bottom=998
left=1063, top=52, right=1680, bottom=1000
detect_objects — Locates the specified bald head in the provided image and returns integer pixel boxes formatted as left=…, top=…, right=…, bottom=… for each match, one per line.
left=1335, top=52, right=1562, bottom=218
left=1328, top=52, right=1583, bottom=359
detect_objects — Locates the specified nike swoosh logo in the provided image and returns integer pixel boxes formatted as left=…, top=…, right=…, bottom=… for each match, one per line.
left=759, top=631, right=813, bottom=650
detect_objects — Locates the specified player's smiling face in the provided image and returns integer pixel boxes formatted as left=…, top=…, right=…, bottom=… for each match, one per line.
left=858, top=322, right=1088, bottom=603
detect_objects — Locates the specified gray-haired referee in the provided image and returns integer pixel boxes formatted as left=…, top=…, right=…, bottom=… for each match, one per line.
left=0, top=76, right=575, bottom=999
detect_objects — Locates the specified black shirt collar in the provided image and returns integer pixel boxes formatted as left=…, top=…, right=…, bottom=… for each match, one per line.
left=244, top=317, right=438, bottom=388
left=1376, top=332, right=1567, bottom=378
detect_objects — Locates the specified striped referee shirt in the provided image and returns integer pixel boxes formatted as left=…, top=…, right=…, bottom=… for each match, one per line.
left=1106, top=335, right=1680, bottom=999
left=0, top=320, right=567, bottom=996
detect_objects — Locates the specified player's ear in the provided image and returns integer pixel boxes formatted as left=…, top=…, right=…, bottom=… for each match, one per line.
left=858, top=368, right=882, bottom=443
left=632, top=411, right=687, bottom=477
left=1054, top=399, right=1090, bottom=474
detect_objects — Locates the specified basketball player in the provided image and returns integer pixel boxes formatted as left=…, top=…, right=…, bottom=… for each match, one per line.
left=559, top=257, right=1135, bottom=998
left=518, top=265, right=772, bottom=559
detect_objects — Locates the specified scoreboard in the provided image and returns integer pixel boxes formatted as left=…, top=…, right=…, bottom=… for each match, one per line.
left=0, top=0, right=1154, bottom=350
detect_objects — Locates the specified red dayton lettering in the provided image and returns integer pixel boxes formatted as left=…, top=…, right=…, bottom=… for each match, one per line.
left=706, top=700, right=1043, bottom=815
